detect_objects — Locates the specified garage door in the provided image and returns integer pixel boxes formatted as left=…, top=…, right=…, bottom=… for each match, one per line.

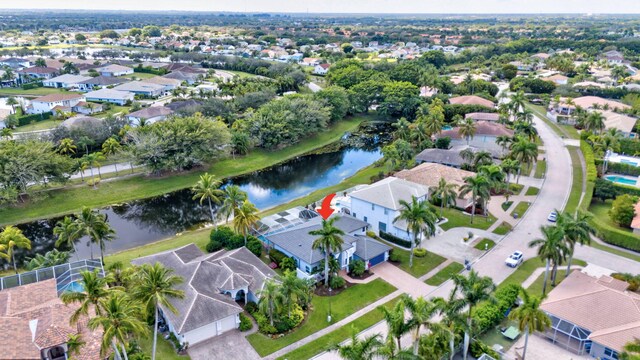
left=368, top=252, right=387, bottom=267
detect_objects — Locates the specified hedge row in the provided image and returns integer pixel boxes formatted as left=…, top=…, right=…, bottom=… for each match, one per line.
left=581, top=140, right=598, bottom=182
left=589, top=216, right=640, bottom=251
left=620, top=139, right=640, bottom=156
left=379, top=231, right=412, bottom=248
left=596, top=159, right=640, bottom=177
left=17, top=112, right=52, bottom=126
left=472, top=284, right=520, bottom=334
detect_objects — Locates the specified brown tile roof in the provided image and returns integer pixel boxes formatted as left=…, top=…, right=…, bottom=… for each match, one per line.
left=541, top=270, right=640, bottom=352
left=437, top=121, right=514, bottom=139
left=18, top=66, right=59, bottom=74
left=449, top=95, right=494, bottom=108
left=33, top=93, right=84, bottom=103
left=395, top=163, right=475, bottom=199
left=464, top=112, right=500, bottom=121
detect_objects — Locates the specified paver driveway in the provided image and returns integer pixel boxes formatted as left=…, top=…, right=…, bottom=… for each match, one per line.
left=188, top=330, right=260, bottom=360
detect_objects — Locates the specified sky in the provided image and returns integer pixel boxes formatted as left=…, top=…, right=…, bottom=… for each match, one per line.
left=1, top=0, right=640, bottom=14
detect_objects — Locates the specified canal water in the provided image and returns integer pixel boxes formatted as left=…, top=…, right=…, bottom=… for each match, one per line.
left=10, top=123, right=389, bottom=265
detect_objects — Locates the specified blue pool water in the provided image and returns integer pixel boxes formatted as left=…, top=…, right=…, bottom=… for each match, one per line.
left=605, top=175, right=638, bottom=186
left=443, top=125, right=453, bottom=130
left=62, top=281, right=85, bottom=293
left=621, top=159, right=639, bottom=167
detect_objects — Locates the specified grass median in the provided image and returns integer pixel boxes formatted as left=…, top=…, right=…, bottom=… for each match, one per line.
left=439, top=207, right=497, bottom=231
left=424, top=262, right=464, bottom=286
left=0, top=116, right=367, bottom=225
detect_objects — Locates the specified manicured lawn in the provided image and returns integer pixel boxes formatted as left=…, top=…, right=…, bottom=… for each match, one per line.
left=525, top=187, right=540, bottom=196
left=14, top=119, right=63, bottom=132
left=526, top=259, right=587, bottom=296
left=589, top=200, right=633, bottom=234
left=424, top=262, right=464, bottom=286
left=246, top=279, right=396, bottom=357
left=0, top=115, right=367, bottom=225
left=474, top=238, right=496, bottom=251
left=510, top=201, right=531, bottom=218
left=439, top=207, right=497, bottom=231
left=565, top=148, right=584, bottom=214
left=501, top=201, right=513, bottom=211
left=498, top=257, right=587, bottom=292
left=0, top=87, right=80, bottom=97
left=382, top=240, right=446, bottom=277
left=509, top=183, right=524, bottom=195
left=275, top=297, right=400, bottom=360
left=97, top=105, right=129, bottom=118
left=226, top=70, right=258, bottom=78
left=534, top=159, right=547, bottom=179
left=139, top=331, right=189, bottom=360
left=493, top=222, right=512, bottom=235
left=126, top=72, right=158, bottom=80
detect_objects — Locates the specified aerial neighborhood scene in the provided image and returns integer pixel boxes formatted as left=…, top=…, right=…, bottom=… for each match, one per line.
left=5, top=1, right=640, bottom=360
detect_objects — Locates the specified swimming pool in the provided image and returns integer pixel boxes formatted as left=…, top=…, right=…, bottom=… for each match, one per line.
left=443, top=125, right=453, bottom=131
left=605, top=175, right=638, bottom=186
left=61, top=281, right=85, bottom=293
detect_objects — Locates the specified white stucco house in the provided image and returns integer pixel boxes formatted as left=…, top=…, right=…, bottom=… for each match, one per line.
left=313, top=63, right=330, bottom=75
left=84, top=88, right=134, bottom=105
left=28, top=93, right=85, bottom=114
left=132, top=244, right=276, bottom=346
left=96, top=64, right=134, bottom=77
left=347, top=177, right=430, bottom=241
left=42, top=74, right=92, bottom=89
left=126, top=106, right=175, bottom=126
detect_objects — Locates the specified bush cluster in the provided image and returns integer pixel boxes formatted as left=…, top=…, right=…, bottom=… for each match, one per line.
left=207, top=226, right=245, bottom=252
left=246, top=236, right=263, bottom=257
left=239, top=313, right=253, bottom=331
left=349, top=259, right=366, bottom=277
left=413, top=248, right=427, bottom=258
left=472, top=284, right=520, bottom=333
left=330, top=276, right=346, bottom=289
left=252, top=303, right=304, bottom=335
left=268, top=248, right=297, bottom=271
left=379, top=231, right=412, bottom=248
left=596, top=159, right=640, bottom=177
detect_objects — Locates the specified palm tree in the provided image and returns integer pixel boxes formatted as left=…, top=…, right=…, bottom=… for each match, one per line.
left=622, top=339, right=640, bottom=360
left=432, top=178, right=457, bottom=218
left=74, top=206, right=107, bottom=260
left=258, top=278, right=284, bottom=326
left=509, top=91, right=527, bottom=118
left=309, top=217, right=345, bottom=287
left=508, top=287, right=551, bottom=360
left=102, top=138, right=122, bottom=176
left=393, top=196, right=438, bottom=268
left=379, top=299, right=411, bottom=351
left=516, top=108, right=534, bottom=124
left=0, top=225, right=31, bottom=274
left=478, top=164, right=506, bottom=191
left=58, top=138, right=77, bottom=155
left=393, top=118, right=412, bottom=141
left=26, top=249, right=70, bottom=270
left=501, top=159, right=521, bottom=184
left=75, top=158, right=89, bottom=182
left=61, top=269, right=112, bottom=324
left=458, top=175, right=491, bottom=224
left=402, top=294, right=441, bottom=356
left=472, top=151, right=493, bottom=169
left=34, top=58, right=47, bottom=67
left=336, top=331, right=383, bottom=360
left=557, top=211, right=593, bottom=276
left=452, top=270, right=496, bottom=360
left=435, top=292, right=466, bottom=360
left=232, top=200, right=260, bottom=246
left=88, top=292, right=148, bottom=360
left=6, top=96, right=18, bottom=114
left=495, top=135, right=513, bottom=152
left=528, top=225, right=569, bottom=295
left=424, top=113, right=444, bottom=137
left=514, top=121, right=538, bottom=141
left=192, top=173, right=224, bottom=226
left=66, top=334, right=85, bottom=358
left=509, top=136, right=538, bottom=173
left=83, top=152, right=104, bottom=188
left=1, top=128, right=12, bottom=139
left=280, top=270, right=310, bottom=318
left=457, top=118, right=476, bottom=145
left=132, top=263, right=185, bottom=360
left=220, top=185, right=247, bottom=224
left=62, top=61, right=79, bottom=74
left=585, top=112, right=605, bottom=134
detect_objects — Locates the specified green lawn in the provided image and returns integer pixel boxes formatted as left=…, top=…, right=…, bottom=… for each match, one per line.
left=498, top=257, right=587, bottom=293
left=565, top=148, right=584, bottom=214
left=0, top=116, right=367, bottom=225
left=474, top=238, right=496, bottom=251
left=424, top=262, right=464, bottom=286
left=97, top=105, right=129, bottom=118
left=246, top=279, right=396, bottom=357
left=14, top=119, right=63, bottom=132
left=493, top=222, right=512, bottom=235
left=384, top=241, right=447, bottom=277
left=589, top=200, right=633, bottom=234
left=138, top=332, right=189, bottom=360
left=439, top=207, right=497, bottom=231
left=534, top=160, right=547, bottom=179
left=0, top=87, right=80, bottom=97
left=510, top=201, right=531, bottom=218
left=525, top=187, right=540, bottom=196
left=276, top=297, right=400, bottom=360
left=501, top=201, right=513, bottom=211
left=226, top=70, right=259, bottom=78
left=126, top=72, right=158, bottom=80
left=526, top=103, right=580, bottom=140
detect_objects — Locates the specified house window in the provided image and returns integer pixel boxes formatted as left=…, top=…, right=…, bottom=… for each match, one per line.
left=371, top=203, right=375, bottom=211
left=353, top=212, right=356, bottom=218
left=384, top=208, right=388, bottom=215
left=604, top=348, right=618, bottom=360
left=305, top=266, right=310, bottom=273
left=379, top=222, right=387, bottom=232
left=364, top=216, right=368, bottom=223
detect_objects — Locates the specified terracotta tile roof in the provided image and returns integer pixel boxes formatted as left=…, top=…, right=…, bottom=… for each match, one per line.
left=395, top=163, right=475, bottom=199
left=464, top=112, right=500, bottom=121
left=17, top=66, right=59, bottom=74
left=541, top=270, right=640, bottom=352
left=448, top=95, right=495, bottom=108
left=32, top=93, right=84, bottom=103
left=561, top=96, right=631, bottom=111
left=437, top=121, right=514, bottom=139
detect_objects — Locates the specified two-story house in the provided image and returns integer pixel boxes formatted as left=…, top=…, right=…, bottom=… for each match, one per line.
left=347, top=177, right=430, bottom=241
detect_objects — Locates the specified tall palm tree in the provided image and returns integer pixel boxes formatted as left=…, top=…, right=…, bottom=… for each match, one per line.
left=88, top=292, right=148, bottom=360
left=402, top=294, right=441, bottom=356
left=424, top=113, right=444, bottom=137
left=74, top=206, right=106, bottom=260
left=58, top=138, right=77, bottom=155
left=509, top=91, right=526, bottom=117
left=258, top=278, right=285, bottom=326
left=94, top=219, right=116, bottom=265
left=495, top=135, right=513, bottom=152
left=508, top=287, right=551, bottom=360
left=280, top=270, right=310, bottom=318
left=192, top=173, right=224, bottom=227
left=509, top=136, right=538, bottom=174
left=393, top=196, right=438, bottom=268
left=557, top=211, right=593, bottom=276
left=458, top=175, right=491, bottom=224
left=500, top=159, right=521, bottom=184
left=435, top=292, right=467, bottom=360
left=232, top=200, right=260, bottom=246
left=452, top=270, right=496, bottom=360
left=0, top=225, right=32, bottom=274
left=393, top=118, right=412, bottom=141
left=83, top=152, right=104, bottom=188
left=6, top=96, right=18, bottom=114
left=472, top=151, right=493, bottom=169
left=54, top=216, right=81, bottom=259
left=432, top=178, right=457, bottom=218
left=379, top=299, right=411, bottom=351
left=478, top=164, right=506, bottom=191
left=457, top=118, right=477, bottom=145
left=528, top=225, right=569, bottom=295
left=220, top=185, right=247, bottom=224
left=132, top=263, right=185, bottom=360
left=309, top=217, right=345, bottom=287
left=61, top=269, right=112, bottom=324
left=336, top=332, right=383, bottom=360
left=585, top=112, right=605, bottom=134
left=514, top=121, right=538, bottom=141
left=102, top=138, right=122, bottom=176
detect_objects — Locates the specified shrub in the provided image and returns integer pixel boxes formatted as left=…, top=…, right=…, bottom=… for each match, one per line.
left=435, top=137, right=451, bottom=149
left=596, top=159, right=640, bottom=177
left=245, top=301, right=258, bottom=314
left=87, top=178, right=100, bottom=187
left=254, top=312, right=277, bottom=335
left=589, top=216, right=640, bottom=251
left=470, top=340, right=500, bottom=359
left=239, top=313, right=253, bottom=331
left=281, top=303, right=305, bottom=330
left=610, top=194, right=637, bottom=228
left=210, top=226, right=235, bottom=246
left=389, top=251, right=401, bottom=263
left=205, top=240, right=223, bottom=253
left=226, top=234, right=245, bottom=249
left=349, top=259, right=366, bottom=277
left=279, top=257, right=297, bottom=272
left=16, top=112, right=52, bottom=127
left=246, top=236, right=263, bottom=257
left=269, top=248, right=288, bottom=264
left=366, top=230, right=378, bottom=239
left=413, top=248, right=427, bottom=258
left=594, top=178, right=618, bottom=202
left=472, top=284, right=519, bottom=333
left=329, top=276, right=346, bottom=289
left=379, top=231, right=412, bottom=248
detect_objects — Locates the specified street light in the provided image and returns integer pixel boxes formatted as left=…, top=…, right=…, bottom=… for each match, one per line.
left=327, top=287, right=332, bottom=323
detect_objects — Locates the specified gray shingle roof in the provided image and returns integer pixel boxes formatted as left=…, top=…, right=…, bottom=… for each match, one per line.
left=132, top=244, right=275, bottom=333
left=354, top=236, right=392, bottom=261
left=78, top=75, right=126, bottom=86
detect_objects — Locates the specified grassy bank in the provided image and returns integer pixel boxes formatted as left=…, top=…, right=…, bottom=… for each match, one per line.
left=0, top=116, right=367, bottom=225
left=439, top=207, right=497, bottom=231
left=510, top=201, right=531, bottom=218
left=246, top=279, right=396, bottom=357
left=424, top=262, right=464, bottom=286
left=498, top=257, right=587, bottom=293
left=534, top=159, right=547, bottom=179
left=492, top=221, right=512, bottom=235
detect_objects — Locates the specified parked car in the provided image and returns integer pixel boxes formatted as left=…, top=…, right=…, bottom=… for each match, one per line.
left=547, top=211, right=558, bottom=222
left=505, top=251, right=524, bottom=267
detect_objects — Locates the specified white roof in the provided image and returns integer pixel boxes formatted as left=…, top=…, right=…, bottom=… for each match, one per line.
left=601, top=110, right=637, bottom=134
left=114, top=81, right=164, bottom=92
left=85, top=88, right=134, bottom=100
left=349, top=177, right=430, bottom=210
left=46, top=74, right=91, bottom=84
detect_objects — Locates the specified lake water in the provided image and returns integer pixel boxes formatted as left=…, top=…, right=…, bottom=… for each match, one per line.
left=10, top=123, right=388, bottom=265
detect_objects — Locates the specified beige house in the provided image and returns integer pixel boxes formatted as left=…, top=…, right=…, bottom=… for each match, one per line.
left=395, top=163, right=475, bottom=208
left=448, top=95, right=495, bottom=108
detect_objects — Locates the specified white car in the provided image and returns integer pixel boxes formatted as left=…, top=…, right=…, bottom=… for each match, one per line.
left=505, top=251, right=524, bottom=268
left=547, top=211, right=558, bottom=222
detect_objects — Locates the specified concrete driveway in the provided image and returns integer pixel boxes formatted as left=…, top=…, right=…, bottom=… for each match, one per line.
left=188, top=330, right=260, bottom=360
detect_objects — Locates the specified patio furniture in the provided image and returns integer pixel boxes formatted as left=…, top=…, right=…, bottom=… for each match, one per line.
left=501, top=326, right=521, bottom=340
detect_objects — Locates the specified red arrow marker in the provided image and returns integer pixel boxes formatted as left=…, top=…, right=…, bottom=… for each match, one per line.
left=317, top=193, right=336, bottom=220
